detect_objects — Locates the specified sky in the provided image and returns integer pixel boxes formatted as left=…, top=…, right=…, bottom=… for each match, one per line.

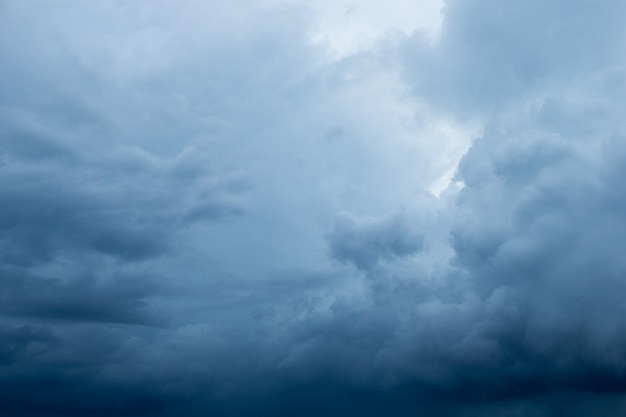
left=1, top=0, right=626, bottom=415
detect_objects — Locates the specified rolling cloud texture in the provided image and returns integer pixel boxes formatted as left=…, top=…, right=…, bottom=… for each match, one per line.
left=1, top=0, right=626, bottom=415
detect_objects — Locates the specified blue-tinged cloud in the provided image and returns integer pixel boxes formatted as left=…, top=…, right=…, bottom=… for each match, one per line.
left=1, top=0, right=626, bottom=416
left=402, top=0, right=626, bottom=115
left=328, top=211, right=425, bottom=270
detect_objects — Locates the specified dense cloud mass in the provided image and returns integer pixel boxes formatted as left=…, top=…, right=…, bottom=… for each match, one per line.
left=1, top=0, right=626, bottom=415
left=328, top=211, right=425, bottom=270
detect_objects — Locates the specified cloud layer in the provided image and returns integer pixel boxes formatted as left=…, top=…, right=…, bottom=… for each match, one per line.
left=1, top=0, right=626, bottom=415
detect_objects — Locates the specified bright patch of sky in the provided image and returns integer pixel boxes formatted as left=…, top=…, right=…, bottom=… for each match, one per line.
left=302, top=0, right=444, bottom=58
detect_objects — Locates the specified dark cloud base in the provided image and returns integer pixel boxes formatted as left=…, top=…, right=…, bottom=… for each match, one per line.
left=3, top=377, right=626, bottom=417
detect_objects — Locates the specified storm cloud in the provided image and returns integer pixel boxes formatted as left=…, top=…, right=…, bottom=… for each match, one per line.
left=1, top=0, right=626, bottom=415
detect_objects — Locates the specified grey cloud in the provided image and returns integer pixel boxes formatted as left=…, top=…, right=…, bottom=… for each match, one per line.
left=328, top=211, right=425, bottom=270
left=0, top=324, right=57, bottom=365
left=310, top=0, right=626, bottom=411
left=1, top=0, right=626, bottom=416
left=387, top=36, right=626, bottom=414
left=402, top=0, right=626, bottom=116
left=0, top=267, right=158, bottom=325
left=0, top=107, right=249, bottom=266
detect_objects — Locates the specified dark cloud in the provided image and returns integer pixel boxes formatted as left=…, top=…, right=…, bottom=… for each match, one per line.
left=0, top=324, right=57, bottom=365
left=0, top=110, right=249, bottom=262
left=0, top=267, right=158, bottom=325
left=1, top=0, right=626, bottom=416
left=440, top=82, right=626, bottom=396
left=328, top=211, right=425, bottom=270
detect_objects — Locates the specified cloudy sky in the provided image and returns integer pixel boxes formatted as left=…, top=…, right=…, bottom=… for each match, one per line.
left=1, top=0, right=626, bottom=415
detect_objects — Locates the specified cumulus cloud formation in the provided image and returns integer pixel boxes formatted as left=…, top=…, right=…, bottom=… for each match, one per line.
left=1, top=0, right=626, bottom=415
left=328, top=211, right=425, bottom=270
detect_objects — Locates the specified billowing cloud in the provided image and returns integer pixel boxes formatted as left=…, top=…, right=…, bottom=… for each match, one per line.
left=328, top=211, right=425, bottom=270
left=1, top=0, right=626, bottom=416
left=403, top=0, right=626, bottom=115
